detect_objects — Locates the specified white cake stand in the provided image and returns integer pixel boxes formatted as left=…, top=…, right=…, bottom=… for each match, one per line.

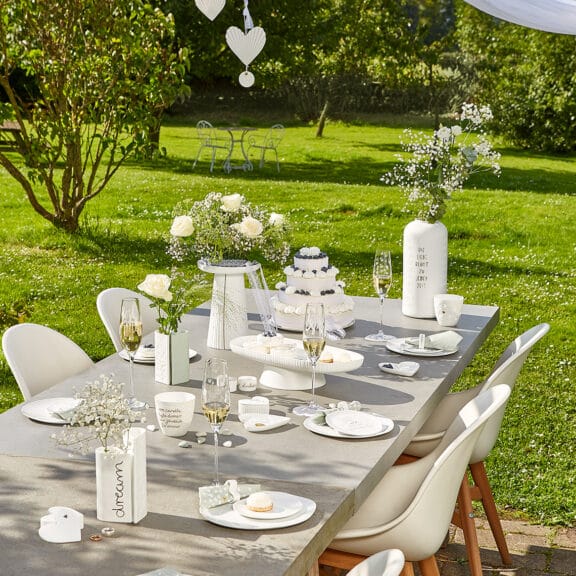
left=229, top=335, right=364, bottom=391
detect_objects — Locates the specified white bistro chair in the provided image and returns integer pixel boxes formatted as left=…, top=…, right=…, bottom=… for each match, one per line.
left=2, top=323, right=94, bottom=401
left=247, top=123, right=284, bottom=172
left=318, top=385, right=512, bottom=576
left=96, top=288, right=159, bottom=353
left=404, top=323, right=549, bottom=574
left=192, top=120, right=232, bottom=172
left=347, top=549, right=405, bottom=576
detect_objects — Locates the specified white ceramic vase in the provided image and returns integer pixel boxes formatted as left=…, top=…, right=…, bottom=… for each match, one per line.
left=95, top=427, right=147, bottom=524
left=154, top=330, right=189, bottom=385
left=198, top=259, right=261, bottom=350
left=402, top=219, right=448, bottom=318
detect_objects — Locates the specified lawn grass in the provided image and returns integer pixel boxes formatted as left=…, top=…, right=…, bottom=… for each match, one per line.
left=0, top=116, right=574, bottom=526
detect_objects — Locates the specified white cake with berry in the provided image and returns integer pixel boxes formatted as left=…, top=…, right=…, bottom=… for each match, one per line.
left=271, top=246, right=355, bottom=331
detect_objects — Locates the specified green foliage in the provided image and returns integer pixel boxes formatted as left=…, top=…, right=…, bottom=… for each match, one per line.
left=456, top=2, right=576, bottom=152
left=0, top=0, right=189, bottom=231
left=0, top=118, right=574, bottom=525
left=0, top=300, right=33, bottom=329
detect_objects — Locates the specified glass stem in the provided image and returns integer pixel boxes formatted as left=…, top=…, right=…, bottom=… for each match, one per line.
left=127, top=354, right=135, bottom=399
left=213, top=429, right=220, bottom=485
left=379, top=295, right=385, bottom=334
left=310, top=361, right=317, bottom=407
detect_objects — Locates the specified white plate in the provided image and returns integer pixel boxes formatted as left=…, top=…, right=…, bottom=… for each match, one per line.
left=304, top=413, right=394, bottom=439
left=21, top=397, right=81, bottom=424
left=385, top=338, right=458, bottom=357
left=119, top=348, right=198, bottom=364
left=200, top=492, right=315, bottom=530
left=242, top=414, right=291, bottom=432
left=325, top=410, right=384, bottom=436
left=233, top=492, right=304, bottom=520
left=379, top=361, right=420, bottom=377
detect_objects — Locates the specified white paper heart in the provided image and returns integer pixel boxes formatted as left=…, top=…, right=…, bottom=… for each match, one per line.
left=225, top=26, right=266, bottom=66
left=195, top=0, right=226, bottom=21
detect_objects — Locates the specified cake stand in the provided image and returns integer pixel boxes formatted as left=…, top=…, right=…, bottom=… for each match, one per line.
left=229, top=335, right=364, bottom=391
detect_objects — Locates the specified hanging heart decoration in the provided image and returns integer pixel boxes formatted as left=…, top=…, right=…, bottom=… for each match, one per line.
left=195, top=0, right=226, bottom=21
left=225, top=26, right=266, bottom=67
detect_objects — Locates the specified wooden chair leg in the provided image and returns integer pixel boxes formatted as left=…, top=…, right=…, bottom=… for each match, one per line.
left=418, top=555, right=441, bottom=576
left=307, top=561, right=320, bottom=576
left=318, top=548, right=367, bottom=571
left=458, top=475, right=484, bottom=576
left=400, top=561, right=416, bottom=576
left=470, top=461, right=513, bottom=566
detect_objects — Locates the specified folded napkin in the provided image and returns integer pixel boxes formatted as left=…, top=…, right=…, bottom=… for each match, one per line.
left=309, top=400, right=362, bottom=427
left=48, top=399, right=82, bottom=422
left=199, top=479, right=261, bottom=509
left=406, top=330, right=463, bottom=351
left=135, top=344, right=156, bottom=361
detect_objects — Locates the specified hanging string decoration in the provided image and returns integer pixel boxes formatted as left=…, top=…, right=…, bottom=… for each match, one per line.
left=194, top=0, right=226, bottom=21
left=225, top=0, right=266, bottom=88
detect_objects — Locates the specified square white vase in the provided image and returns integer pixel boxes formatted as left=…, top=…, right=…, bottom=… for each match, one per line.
left=154, top=331, right=190, bottom=385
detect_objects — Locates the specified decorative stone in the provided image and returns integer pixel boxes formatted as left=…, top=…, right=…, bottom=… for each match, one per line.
left=178, top=441, right=192, bottom=448
left=195, top=432, right=207, bottom=438
left=220, top=427, right=232, bottom=436
left=197, top=437, right=206, bottom=445
left=146, top=425, right=157, bottom=432
left=222, top=441, right=233, bottom=448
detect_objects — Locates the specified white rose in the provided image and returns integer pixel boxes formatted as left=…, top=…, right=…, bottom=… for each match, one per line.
left=220, top=193, right=243, bottom=212
left=285, top=286, right=296, bottom=295
left=138, top=274, right=173, bottom=302
left=232, top=216, right=263, bottom=238
left=300, top=247, right=310, bottom=256
left=269, top=212, right=285, bottom=227
left=309, top=247, right=321, bottom=256
left=451, top=125, right=462, bottom=137
left=170, top=215, right=194, bottom=237
left=275, top=282, right=287, bottom=290
left=303, top=271, right=314, bottom=279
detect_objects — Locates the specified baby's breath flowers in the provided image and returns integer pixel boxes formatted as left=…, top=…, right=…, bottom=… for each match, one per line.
left=168, top=192, right=290, bottom=265
left=383, top=103, right=501, bottom=223
left=53, top=375, right=145, bottom=454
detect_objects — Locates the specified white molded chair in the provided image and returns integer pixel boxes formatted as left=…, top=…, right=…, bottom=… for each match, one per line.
left=347, top=549, right=405, bottom=576
left=96, top=288, right=159, bottom=353
left=247, top=123, right=284, bottom=172
left=2, top=323, right=94, bottom=401
left=192, top=120, right=231, bottom=172
left=318, top=385, right=513, bottom=576
left=404, top=323, right=549, bottom=574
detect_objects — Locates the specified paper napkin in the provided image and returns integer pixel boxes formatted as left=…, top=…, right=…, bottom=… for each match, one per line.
left=199, top=479, right=261, bottom=509
left=407, top=330, right=463, bottom=351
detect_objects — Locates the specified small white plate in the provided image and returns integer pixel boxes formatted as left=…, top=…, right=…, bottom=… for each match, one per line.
left=242, top=414, right=291, bottom=432
left=200, top=493, right=315, bottom=530
left=119, top=348, right=197, bottom=364
left=385, top=338, right=458, bottom=357
left=304, top=413, right=394, bottom=439
left=325, top=410, right=384, bottom=436
left=379, top=361, right=420, bottom=377
left=233, top=492, right=304, bottom=519
left=21, top=397, right=81, bottom=424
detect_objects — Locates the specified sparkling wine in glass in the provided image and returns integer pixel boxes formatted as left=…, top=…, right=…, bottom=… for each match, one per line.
left=119, top=298, right=147, bottom=409
left=293, top=303, right=326, bottom=416
left=365, top=250, right=394, bottom=342
left=202, top=358, right=230, bottom=485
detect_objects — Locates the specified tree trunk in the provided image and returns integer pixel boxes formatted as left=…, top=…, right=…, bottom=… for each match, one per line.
left=316, top=101, right=329, bottom=138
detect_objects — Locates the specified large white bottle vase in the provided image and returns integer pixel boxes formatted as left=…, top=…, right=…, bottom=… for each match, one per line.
left=402, top=219, right=448, bottom=318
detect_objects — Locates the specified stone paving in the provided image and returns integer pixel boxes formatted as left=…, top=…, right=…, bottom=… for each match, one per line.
left=438, top=518, right=576, bottom=576
left=319, top=517, right=576, bottom=576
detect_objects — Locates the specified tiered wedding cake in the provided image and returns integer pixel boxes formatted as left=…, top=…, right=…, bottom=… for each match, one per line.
left=271, top=246, right=355, bottom=331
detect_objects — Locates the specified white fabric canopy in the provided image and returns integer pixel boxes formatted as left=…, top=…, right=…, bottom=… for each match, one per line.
left=464, top=0, right=576, bottom=34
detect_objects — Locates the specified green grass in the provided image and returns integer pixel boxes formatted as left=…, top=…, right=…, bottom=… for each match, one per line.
left=1, top=117, right=575, bottom=526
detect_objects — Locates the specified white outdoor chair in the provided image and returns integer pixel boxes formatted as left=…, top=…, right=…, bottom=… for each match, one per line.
left=2, top=323, right=94, bottom=401
left=96, top=288, right=159, bottom=353
left=346, top=549, right=405, bottom=576
left=192, top=120, right=231, bottom=173
left=403, top=322, right=549, bottom=574
left=247, top=123, right=284, bottom=172
left=318, top=385, right=512, bottom=576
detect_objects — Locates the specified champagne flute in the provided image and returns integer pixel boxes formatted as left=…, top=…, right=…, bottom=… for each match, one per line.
left=293, top=303, right=326, bottom=416
left=365, top=250, right=394, bottom=342
left=202, top=358, right=230, bottom=485
left=119, top=298, right=147, bottom=409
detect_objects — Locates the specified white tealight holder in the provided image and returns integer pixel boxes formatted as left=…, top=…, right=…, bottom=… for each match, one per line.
left=238, top=396, right=270, bottom=422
